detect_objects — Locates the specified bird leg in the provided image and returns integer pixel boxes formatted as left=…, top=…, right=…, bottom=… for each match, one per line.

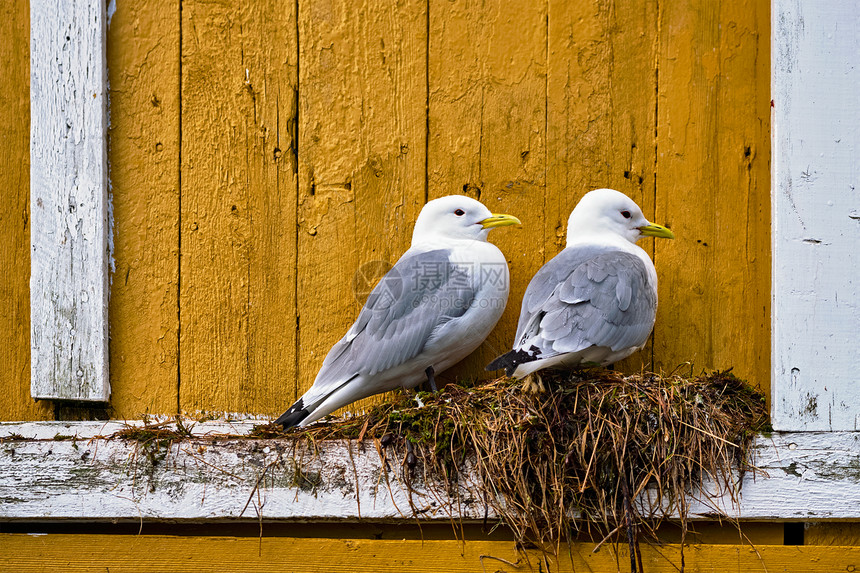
left=423, top=366, right=438, bottom=393
left=404, top=439, right=417, bottom=471
left=522, top=375, right=535, bottom=393
left=521, top=372, right=545, bottom=394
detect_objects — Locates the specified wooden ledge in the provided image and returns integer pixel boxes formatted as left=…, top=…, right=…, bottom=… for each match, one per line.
left=3, top=534, right=860, bottom=572
left=2, top=421, right=860, bottom=521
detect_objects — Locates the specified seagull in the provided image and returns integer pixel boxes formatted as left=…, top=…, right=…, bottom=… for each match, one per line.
left=486, top=188, right=674, bottom=391
left=276, top=195, right=521, bottom=427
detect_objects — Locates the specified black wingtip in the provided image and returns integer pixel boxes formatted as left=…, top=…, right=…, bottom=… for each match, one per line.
left=274, top=398, right=310, bottom=428
left=486, top=346, right=542, bottom=377
left=485, top=354, right=513, bottom=375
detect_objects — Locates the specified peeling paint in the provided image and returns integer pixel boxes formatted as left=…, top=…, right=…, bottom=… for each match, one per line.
left=772, top=0, right=860, bottom=431
left=30, top=0, right=110, bottom=402
left=3, top=424, right=860, bottom=521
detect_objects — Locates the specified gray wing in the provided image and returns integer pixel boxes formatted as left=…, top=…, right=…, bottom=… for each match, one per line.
left=311, top=248, right=475, bottom=394
left=513, top=246, right=656, bottom=357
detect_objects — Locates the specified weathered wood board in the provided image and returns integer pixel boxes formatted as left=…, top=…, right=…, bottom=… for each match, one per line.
left=771, top=0, right=860, bottom=431
left=4, top=535, right=860, bottom=573
left=295, top=0, right=427, bottom=417
left=29, top=0, right=110, bottom=401
left=428, top=0, right=547, bottom=381
left=654, top=0, right=771, bottom=391
left=0, top=0, right=52, bottom=421
left=179, top=0, right=300, bottom=416
left=106, top=0, right=181, bottom=418
left=546, top=0, right=659, bottom=373
left=2, top=422, right=859, bottom=521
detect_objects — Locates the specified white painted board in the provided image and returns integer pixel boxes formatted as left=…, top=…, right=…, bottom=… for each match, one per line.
left=771, top=0, right=860, bottom=430
left=2, top=423, right=860, bottom=521
left=30, top=0, right=110, bottom=401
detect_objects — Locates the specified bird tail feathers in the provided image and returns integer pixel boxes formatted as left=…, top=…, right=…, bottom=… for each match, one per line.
left=274, top=374, right=360, bottom=428
left=274, top=397, right=310, bottom=428
left=486, top=345, right=543, bottom=377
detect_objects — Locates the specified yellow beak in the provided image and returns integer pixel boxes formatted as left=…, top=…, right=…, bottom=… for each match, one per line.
left=639, top=222, right=675, bottom=239
left=480, top=213, right=522, bottom=230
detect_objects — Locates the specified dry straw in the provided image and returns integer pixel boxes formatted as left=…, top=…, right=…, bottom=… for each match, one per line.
left=265, top=369, right=768, bottom=566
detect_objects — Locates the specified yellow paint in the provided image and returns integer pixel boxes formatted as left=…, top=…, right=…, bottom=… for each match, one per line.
left=296, top=0, right=427, bottom=416
left=428, top=0, right=548, bottom=383
left=806, top=523, right=860, bottom=546
left=106, top=0, right=181, bottom=418
left=1, top=0, right=770, bottom=421
left=179, top=0, right=299, bottom=415
left=654, top=0, right=771, bottom=399
left=0, top=0, right=50, bottom=422
left=4, top=534, right=860, bottom=572
left=546, top=0, right=661, bottom=374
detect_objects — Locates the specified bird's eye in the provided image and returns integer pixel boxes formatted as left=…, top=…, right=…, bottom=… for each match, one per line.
left=620, top=210, right=631, bottom=219
left=454, top=209, right=465, bottom=216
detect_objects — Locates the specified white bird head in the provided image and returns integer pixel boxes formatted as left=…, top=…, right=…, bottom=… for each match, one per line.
left=412, top=195, right=521, bottom=245
left=566, top=188, right=674, bottom=245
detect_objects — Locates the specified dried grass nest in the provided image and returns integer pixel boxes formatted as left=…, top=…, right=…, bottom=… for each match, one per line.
left=259, top=369, right=769, bottom=559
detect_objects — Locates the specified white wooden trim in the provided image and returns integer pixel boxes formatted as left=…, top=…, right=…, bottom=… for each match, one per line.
left=30, top=0, right=110, bottom=401
left=771, top=1, right=860, bottom=430
left=2, top=422, right=860, bottom=521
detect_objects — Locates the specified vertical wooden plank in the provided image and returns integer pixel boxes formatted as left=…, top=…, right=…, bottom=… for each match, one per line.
left=106, top=0, right=181, bottom=417
left=428, top=0, right=546, bottom=381
left=295, top=0, right=427, bottom=413
left=546, top=0, right=658, bottom=372
left=771, top=0, right=860, bottom=431
left=30, top=0, right=110, bottom=401
left=655, top=0, right=770, bottom=391
left=181, top=1, right=298, bottom=415
left=0, top=0, right=51, bottom=421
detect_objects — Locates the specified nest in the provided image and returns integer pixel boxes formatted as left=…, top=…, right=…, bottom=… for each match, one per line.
left=260, top=369, right=768, bottom=564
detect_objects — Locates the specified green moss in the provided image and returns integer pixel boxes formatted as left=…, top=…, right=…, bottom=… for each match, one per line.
left=264, top=369, right=768, bottom=553
left=103, top=370, right=769, bottom=554
left=289, top=461, right=322, bottom=492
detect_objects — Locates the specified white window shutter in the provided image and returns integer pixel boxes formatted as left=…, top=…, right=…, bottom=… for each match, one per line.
left=772, top=0, right=860, bottom=430
left=30, top=0, right=110, bottom=401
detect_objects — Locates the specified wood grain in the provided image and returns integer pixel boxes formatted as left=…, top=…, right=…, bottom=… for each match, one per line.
left=29, top=0, right=110, bottom=401
left=3, top=424, right=859, bottom=522
left=295, top=0, right=427, bottom=415
left=3, top=535, right=860, bottom=572
left=654, top=0, right=770, bottom=394
left=806, top=523, right=860, bottom=546
left=428, top=0, right=547, bottom=381
left=180, top=0, right=299, bottom=415
left=546, top=0, right=659, bottom=373
left=107, top=0, right=181, bottom=418
left=2, top=0, right=774, bottom=421
left=0, top=0, right=51, bottom=421
left=771, top=1, right=860, bottom=431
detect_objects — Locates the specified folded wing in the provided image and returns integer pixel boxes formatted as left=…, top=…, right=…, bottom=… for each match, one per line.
left=295, top=248, right=475, bottom=412
left=489, top=247, right=656, bottom=375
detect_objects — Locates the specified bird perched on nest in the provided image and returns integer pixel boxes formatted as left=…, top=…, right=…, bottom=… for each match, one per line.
left=487, top=188, right=674, bottom=392
left=276, top=195, right=521, bottom=427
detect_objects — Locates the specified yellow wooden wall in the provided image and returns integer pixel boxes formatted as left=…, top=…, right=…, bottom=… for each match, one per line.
left=0, top=0, right=770, bottom=421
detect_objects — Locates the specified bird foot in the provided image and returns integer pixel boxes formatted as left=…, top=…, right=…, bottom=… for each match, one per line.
left=423, top=366, right=438, bottom=393
left=521, top=373, right=545, bottom=394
